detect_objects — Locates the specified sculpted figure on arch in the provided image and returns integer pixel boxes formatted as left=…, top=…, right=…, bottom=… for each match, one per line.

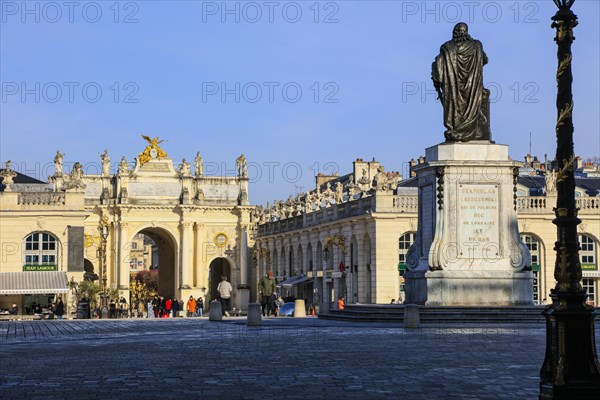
left=100, top=150, right=110, bottom=176
left=54, top=150, right=64, bottom=175
left=194, top=152, right=204, bottom=177
left=432, top=22, right=492, bottom=142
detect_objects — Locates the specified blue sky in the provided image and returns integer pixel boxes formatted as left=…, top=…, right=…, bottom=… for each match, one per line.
left=1, top=0, right=599, bottom=204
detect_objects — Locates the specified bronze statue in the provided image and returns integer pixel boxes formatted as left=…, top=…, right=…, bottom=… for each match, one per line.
left=432, top=23, right=492, bottom=142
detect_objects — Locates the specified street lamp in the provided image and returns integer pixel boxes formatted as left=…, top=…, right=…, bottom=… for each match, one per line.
left=539, top=1, right=600, bottom=398
left=100, top=222, right=109, bottom=319
left=322, top=246, right=330, bottom=262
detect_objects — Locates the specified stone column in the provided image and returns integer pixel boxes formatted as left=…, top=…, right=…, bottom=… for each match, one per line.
left=193, top=223, right=200, bottom=287
left=320, top=231, right=330, bottom=311
left=240, top=226, right=248, bottom=286
left=342, top=226, right=353, bottom=303
left=238, top=225, right=250, bottom=310
left=180, top=222, right=192, bottom=289
left=355, top=227, right=366, bottom=303
left=118, top=222, right=129, bottom=290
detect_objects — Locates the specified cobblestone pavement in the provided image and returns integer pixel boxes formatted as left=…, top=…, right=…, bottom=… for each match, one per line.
left=1, top=318, right=599, bottom=399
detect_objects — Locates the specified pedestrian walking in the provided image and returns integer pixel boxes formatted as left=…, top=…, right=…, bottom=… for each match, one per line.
left=259, top=271, right=277, bottom=316
left=217, top=276, right=233, bottom=317
left=152, top=296, right=160, bottom=318
left=196, top=297, right=204, bottom=317
left=55, top=297, right=65, bottom=320
left=165, top=298, right=173, bottom=317
left=186, top=296, right=196, bottom=317
left=172, top=299, right=179, bottom=318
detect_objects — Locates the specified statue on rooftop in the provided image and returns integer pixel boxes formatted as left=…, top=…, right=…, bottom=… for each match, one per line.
left=195, top=152, right=204, bottom=177
left=54, top=150, right=64, bottom=176
left=100, top=150, right=110, bottom=176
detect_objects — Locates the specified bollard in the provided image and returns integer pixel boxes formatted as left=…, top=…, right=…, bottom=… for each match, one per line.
left=246, top=303, right=262, bottom=326
left=294, top=299, right=306, bottom=318
left=209, top=300, right=222, bottom=321
left=404, top=304, right=421, bottom=329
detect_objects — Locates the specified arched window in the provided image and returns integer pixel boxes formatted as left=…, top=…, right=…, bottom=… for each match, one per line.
left=580, top=234, right=596, bottom=265
left=398, top=232, right=416, bottom=266
left=24, top=232, right=58, bottom=267
left=580, top=234, right=598, bottom=305
left=398, top=232, right=416, bottom=302
left=521, top=234, right=543, bottom=304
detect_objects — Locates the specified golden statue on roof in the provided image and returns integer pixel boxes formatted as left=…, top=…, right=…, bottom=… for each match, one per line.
left=138, top=135, right=168, bottom=165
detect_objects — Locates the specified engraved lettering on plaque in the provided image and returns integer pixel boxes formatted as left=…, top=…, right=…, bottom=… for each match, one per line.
left=459, top=184, right=499, bottom=260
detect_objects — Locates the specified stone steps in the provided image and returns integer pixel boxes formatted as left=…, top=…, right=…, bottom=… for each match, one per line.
left=318, top=304, right=552, bottom=324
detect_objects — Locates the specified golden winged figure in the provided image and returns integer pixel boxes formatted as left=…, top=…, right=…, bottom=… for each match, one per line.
left=138, top=134, right=168, bottom=166
left=141, top=135, right=166, bottom=147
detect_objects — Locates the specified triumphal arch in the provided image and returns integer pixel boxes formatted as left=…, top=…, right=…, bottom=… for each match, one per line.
left=0, top=136, right=253, bottom=312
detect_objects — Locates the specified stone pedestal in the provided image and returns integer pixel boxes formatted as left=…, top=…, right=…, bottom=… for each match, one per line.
left=238, top=287, right=250, bottom=313
left=405, top=141, right=533, bottom=306
left=403, top=270, right=427, bottom=305
left=209, top=300, right=222, bottom=321
left=426, top=270, right=533, bottom=306
left=404, top=305, right=421, bottom=329
left=246, top=303, right=262, bottom=326
left=294, top=299, right=306, bottom=318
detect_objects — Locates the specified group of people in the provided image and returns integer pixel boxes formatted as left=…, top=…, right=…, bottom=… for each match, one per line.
left=150, top=296, right=203, bottom=318
left=185, top=295, right=205, bottom=317
left=21, top=297, right=65, bottom=319
left=258, top=271, right=288, bottom=316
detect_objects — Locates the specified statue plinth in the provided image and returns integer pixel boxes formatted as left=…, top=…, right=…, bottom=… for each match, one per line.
left=405, top=141, right=533, bottom=306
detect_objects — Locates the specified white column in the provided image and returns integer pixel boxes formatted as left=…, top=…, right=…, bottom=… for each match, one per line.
left=355, top=227, right=365, bottom=303
left=193, top=223, right=201, bottom=287
left=240, top=226, right=248, bottom=286
left=118, top=222, right=129, bottom=290
left=180, top=222, right=192, bottom=289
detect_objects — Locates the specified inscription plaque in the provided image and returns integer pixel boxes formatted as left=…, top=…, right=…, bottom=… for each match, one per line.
left=459, top=184, right=499, bottom=260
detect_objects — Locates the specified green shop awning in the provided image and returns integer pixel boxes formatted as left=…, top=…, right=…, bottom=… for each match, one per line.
left=398, top=263, right=407, bottom=271
left=532, top=264, right=540, bottom=272
left=0, top=271, right=69, bottom=295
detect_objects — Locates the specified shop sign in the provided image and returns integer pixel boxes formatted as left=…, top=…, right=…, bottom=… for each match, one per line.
left=23, top=265, right=58, bottom=271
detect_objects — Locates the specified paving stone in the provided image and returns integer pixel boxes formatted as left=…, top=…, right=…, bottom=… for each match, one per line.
left=0, top=318, right=599, bottom=399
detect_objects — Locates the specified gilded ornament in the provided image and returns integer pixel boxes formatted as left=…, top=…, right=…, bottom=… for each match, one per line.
left=555, top=155, right=574, bottom=184
left=556, top=54, right=572, bottom=81
left=84, top=234, right=100, bottom=248
left=138, top=135, right=168, bottom=166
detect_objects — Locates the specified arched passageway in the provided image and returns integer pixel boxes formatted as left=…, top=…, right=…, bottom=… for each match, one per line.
left=135, top=228, right=176, bottom=299
left=208, top=257, right=231, bottom=302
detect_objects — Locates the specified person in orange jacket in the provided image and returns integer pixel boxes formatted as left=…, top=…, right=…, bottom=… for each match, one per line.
left=186, top=296, right=197, bottom=317
left=337, top=296, right=345, bottom=310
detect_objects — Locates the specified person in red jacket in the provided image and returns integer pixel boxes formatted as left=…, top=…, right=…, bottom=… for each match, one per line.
left=165, top=298, right=173, bottom=317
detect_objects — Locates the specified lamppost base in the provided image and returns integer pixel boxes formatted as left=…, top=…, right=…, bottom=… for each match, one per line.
left=101, top=308, right=109, bottom=319
left=539, top=292, right=600, bottom=399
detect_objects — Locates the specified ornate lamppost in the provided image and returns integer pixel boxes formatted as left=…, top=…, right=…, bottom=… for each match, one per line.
left=539, top=1, right=600, bottom=398
left=322, top=246, right=330, bottom=263
left=99, top=221, right=109, bottom=319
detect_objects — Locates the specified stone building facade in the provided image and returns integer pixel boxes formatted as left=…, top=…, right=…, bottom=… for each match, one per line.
left=253, top=157, right=600, bottom=309
left=0, top=141, right=253, bottom=315
left=2, top=148, right=599, bottom=315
